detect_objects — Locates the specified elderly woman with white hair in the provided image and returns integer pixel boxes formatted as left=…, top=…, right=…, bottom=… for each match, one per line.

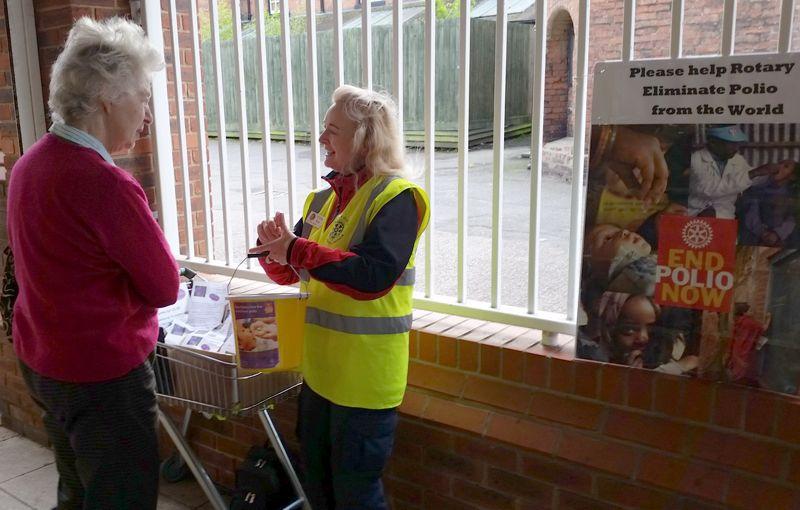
left=7, top=17, right=178, bottom=509
left=251, top=85, right=430, bottom=509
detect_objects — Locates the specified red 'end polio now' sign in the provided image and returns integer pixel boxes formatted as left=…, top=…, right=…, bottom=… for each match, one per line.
left=655, top=215, right=737, bottom=312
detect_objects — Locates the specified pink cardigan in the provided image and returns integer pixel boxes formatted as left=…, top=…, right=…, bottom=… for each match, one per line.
left=7, top=134, right=179, bottom=382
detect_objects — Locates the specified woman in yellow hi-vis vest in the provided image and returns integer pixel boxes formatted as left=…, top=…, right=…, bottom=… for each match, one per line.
left=250, top=85, right=430, bottom=509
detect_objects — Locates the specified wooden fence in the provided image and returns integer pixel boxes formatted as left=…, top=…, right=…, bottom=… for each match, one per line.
left=202, top=17, right=533, bottom=146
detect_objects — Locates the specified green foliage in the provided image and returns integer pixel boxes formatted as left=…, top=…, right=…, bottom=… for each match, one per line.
left=199, top=1, right=234, bottom=41
left=199, top=1, right=306, bottom=42
left=435, top=0, right=476, bottom=19
left=199, top=0, right=477, bottom=42
left=435, top=0, right=458, bottom=19
left=262, top=11, right=308, bottom=36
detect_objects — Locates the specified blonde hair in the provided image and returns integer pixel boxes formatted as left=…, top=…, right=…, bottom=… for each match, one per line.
left=49, top=17, right=164, bottom=125
left=332, top=85, right=406, bottom=177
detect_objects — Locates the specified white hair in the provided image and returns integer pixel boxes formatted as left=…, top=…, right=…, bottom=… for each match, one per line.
left=332, top=85, right=407, bottom=177
left=48, top=17, right=164, bottom=125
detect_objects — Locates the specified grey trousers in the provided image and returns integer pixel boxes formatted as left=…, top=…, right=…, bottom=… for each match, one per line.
left=20, top=359, right=160, bottom=510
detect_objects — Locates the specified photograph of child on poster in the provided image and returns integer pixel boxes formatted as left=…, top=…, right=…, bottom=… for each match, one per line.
left=579, top=123, right=800, bottom=395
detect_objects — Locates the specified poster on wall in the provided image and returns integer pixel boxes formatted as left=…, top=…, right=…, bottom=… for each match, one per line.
left=579, top=53, right=800, bottom=396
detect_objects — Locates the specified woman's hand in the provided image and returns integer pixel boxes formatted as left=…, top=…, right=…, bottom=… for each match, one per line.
left=257, top=217, right=282, bottom=245
left=249, top=212, right=296, bottom=265
left=608, top=126, right=669, bottom=205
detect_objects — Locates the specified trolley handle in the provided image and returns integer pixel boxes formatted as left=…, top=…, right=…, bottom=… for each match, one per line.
left=179, top=267, right=197, bottom=280
left=177, top=266, right=206, bottom=292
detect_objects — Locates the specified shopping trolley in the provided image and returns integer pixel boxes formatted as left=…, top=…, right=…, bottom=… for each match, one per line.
left=153, top=269, right=308, bottom=510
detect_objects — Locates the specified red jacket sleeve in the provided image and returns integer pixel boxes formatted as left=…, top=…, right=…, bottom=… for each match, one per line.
left=259, top=257, right=300, bottom=285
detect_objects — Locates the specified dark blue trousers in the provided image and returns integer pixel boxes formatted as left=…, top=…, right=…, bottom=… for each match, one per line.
left=20, top=360, right=160, bottom=510
left=296, top=384, right=398, bottom=510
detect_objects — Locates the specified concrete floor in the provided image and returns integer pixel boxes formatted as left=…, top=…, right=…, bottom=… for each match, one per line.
left=0, top=426, right=215, bottom=510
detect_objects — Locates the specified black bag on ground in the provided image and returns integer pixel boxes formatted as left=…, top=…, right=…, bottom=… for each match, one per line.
left=229, top=444, right=294, bottom=510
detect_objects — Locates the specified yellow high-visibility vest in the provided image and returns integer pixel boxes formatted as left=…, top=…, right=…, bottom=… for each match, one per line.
left=299, top=174, right=430, bottom=409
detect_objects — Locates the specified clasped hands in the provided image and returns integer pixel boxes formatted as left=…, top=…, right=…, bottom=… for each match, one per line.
left=248, top=211, right=296, bottom=265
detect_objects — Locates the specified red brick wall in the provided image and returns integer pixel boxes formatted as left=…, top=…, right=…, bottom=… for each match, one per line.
left=152, top=325, right=800, bottom=509
left=542, top=0, right=800, bottom=142
left=383, top=331, right=800, bottom=510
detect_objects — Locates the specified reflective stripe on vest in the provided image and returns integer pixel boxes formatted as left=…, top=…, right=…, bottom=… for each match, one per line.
left=306, top=307, right=413, bottom=335
left=395, top=267, right=415, bottom=286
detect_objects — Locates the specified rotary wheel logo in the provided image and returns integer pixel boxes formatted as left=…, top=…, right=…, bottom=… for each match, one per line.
left=681, top=219, right=713, bottom=249
left=328, top=219, right=346, bottom=243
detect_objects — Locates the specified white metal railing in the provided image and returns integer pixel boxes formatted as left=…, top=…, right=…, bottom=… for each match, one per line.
left=256, top=0, right=277, bottom=221
left=527, top=0, right=546, bottom=316
left=490, top=0, right=508, bottom=310
left=279, top=0, right=298, bottom=228
left=622, top=0, right=634, bottom=61
left=393, top=0, right=403, bottom=129
left=168, top=0, right=193, bottom=258
left=566, top=0, right=590, bottom=324
left=455, top=0, right=470, bottom=305
left=207, top=0, right=233, bottom=264
left=190, top=0, right=214, bottom=259
left=333, top=0, right=344, bottom=87
left=147, top=0, right=798, bottom=335
left=231, top=0, right=255, bottom=268
left=423, top=0, right=435, bottom=299
left=361, top=0, right=373, bottom=89
left=305, top=0, right=321, bottom=185
left=141, top=0, right=178, bottom=248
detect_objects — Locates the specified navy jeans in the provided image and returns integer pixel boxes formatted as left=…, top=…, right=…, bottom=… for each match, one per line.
left=296, top=384, right=398, bottom=510
left=20, top=360, right=160, bottom=510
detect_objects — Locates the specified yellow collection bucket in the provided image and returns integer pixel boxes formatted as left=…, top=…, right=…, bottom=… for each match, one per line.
left=228, top=292, right=307, bottom=372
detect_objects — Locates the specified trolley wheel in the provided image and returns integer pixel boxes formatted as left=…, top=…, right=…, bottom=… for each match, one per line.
left=160, top=453, right=191, bottom=483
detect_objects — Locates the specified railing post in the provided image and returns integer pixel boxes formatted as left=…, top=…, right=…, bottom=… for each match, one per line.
left=6, top=0, right=46, bottom=152
left=541, top=330, right=559, bottom=347
left=142, top=0, right=179, bottom=248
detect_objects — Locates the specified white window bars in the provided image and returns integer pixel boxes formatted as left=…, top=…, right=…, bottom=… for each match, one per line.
left=146, top=0, right=797, bottom=336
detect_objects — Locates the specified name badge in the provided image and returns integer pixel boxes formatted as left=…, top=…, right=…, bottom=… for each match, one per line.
left=306, top=211, right=324, bottom=228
